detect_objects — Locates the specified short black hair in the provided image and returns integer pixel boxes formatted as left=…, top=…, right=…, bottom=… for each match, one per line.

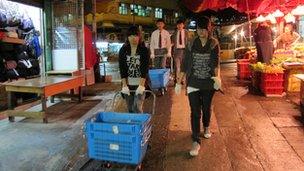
left=196, top=16, right=210, bottom=30
left=176, top=19, right=185, bottom=24
left=156, top=19, right=165, bottom=24
left=127, top=25, right=140, bottom=36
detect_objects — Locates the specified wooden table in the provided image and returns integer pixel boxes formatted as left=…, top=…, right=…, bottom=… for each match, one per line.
left=3, top=76, right=83, bottom=123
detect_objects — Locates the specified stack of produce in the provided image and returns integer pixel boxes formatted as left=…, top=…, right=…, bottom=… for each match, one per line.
left=250, top=63, right=285, bottom=96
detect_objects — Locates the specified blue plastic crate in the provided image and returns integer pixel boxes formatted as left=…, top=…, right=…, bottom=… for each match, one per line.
left=84, top=112, right=152, bottom=165
left=149, top=69, right=170, bottom=89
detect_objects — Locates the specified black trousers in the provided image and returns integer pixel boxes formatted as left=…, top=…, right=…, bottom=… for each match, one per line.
left=188, top=89, right=215, bottom=144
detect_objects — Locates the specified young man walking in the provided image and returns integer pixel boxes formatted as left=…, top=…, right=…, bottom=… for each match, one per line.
left=172, top=19, right=188, bottom=81
left=150, top=19, right=172, bottom=68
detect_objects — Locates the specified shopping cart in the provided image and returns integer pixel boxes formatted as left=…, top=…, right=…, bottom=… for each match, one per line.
left=83, top=90, right=156, bottom=170
left=149, top=55, right=174, bottom=95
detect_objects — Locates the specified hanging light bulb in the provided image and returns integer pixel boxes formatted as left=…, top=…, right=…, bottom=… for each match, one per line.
left=256, top=15, right=266, bottom=22
left=266, top=14, right=277, bottom=24
left=272, top=9, right=284, bottom=17
left=284, top=13, right=296, bottom=23
left=291, top=5, right=304, bottom=16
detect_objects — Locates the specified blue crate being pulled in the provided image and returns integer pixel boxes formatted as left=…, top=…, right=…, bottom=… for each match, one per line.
left=149, top=68, right=170, bottom=89
left=84, top=112, right=152, bottom=165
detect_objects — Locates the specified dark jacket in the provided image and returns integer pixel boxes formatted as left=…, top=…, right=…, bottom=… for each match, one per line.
left=181, top=36, right=220, bottom=90
left=118, top=43, right=149, bottom=80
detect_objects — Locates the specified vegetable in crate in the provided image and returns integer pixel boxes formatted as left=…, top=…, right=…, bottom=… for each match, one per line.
left=263, top=65, right=284, bottom=73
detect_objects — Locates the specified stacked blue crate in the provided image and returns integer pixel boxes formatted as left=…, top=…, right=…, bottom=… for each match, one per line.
left=148, top=68, right=170, bottom=89
left=84, top=112, right=151, bottom=165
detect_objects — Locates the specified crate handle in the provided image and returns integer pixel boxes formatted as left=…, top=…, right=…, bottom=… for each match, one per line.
left=111, top=90, right=156, bottom=115
left=141, top=128, right=152, bottom=147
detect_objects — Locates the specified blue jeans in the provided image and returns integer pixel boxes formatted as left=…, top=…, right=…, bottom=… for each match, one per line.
left=125, top=94, right=145, bottom=113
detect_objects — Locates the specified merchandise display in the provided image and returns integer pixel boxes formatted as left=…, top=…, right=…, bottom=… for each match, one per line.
left=0, top=1, right=42, bottom=83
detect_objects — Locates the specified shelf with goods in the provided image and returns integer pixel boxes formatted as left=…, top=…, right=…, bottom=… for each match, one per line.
left=0, top=3, right=43, bottom=110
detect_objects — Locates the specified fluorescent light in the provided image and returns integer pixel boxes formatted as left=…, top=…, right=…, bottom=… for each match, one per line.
left=272, top=9, right=284, bottom=17
left=291, top=5, right=304, bottom=15
left=240, top=30, right=245, bottom=37
left=284, top=13, right=296, bottom=23
left=266, top=14, right=277, bottom=24
left=256, top=15, right=266, bottom=22
left=233, top=35, right=238, bottom=40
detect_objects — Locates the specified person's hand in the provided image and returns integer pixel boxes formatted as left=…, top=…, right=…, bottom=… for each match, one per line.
left=166, top=53, right=172, bottom=58
left=175, top=83, right=182, bottom=95
left=121, top=86, right=130, bottom=95
left=211, top=77, right=222, bottom=90
left=136, top=85, right=145, bottom=95
left=150, top=54, right=155, bottom=59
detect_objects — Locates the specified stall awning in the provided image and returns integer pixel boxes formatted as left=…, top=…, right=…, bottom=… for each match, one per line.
left=8, top=0, right=43, bottom=8
left=182, top=0, right=304, bottom=15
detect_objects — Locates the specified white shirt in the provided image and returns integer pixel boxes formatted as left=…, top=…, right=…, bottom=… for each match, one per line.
left=150, top=29, right=171, bottom=57
left=176, top=29, right=186, bottom=49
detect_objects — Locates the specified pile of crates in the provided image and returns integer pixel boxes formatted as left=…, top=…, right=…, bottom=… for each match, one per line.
left=260, top=73, right=284, bottom=96
left=149, top=69, right=170, bottom=89
left=84, top=112, right=152, bottom=165
left=237, top=59, right=251, bottom=79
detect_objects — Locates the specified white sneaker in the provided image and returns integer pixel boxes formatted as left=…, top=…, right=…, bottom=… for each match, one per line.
left=189, top=142, right=201, bottom=156
left=204, top=127, right=211, bottom=139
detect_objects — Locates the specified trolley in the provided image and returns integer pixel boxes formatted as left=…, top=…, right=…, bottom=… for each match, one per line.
left=150, top=55, right=174, bottom=95
left=83, top=90, right=156, bottom=170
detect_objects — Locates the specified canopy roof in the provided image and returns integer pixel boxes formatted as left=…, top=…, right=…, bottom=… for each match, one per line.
left=182, top=0, right=304, bottom=15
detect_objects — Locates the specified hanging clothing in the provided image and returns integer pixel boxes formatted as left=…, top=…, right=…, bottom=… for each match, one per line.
left=84, top=25, right=97, bottom=69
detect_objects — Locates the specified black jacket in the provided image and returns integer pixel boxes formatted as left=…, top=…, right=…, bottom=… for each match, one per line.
left=118, top=43, right=149, bottom=80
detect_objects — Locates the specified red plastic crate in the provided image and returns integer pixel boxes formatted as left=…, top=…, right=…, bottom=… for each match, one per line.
left=238, top=71, right=251, bottom=79
left=237, top=62, right=250, bottom=73
left=237, top=59, right=250, bottom=62
left=261, top=73, right=284, bottom=81
left=260, top=80, right=284, bottom=89
left=261, top=87, right=284, bottom=95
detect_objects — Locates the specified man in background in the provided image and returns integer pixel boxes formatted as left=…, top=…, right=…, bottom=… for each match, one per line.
left=150, top=19, right=172, bottom=68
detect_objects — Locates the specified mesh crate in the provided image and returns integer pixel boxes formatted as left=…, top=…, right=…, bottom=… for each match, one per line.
left=149, top=69, right=170, bottom=89
left=237, top=62, right=250, bottom=72
left=85, top=112, right=152, bottom=165
left=260, top=80, right=284, bottom=89
left=261, top=73, right=284, bottom=81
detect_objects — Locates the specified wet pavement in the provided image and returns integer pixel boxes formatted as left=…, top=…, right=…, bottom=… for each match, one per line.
left=0, top=63, right=304, bottom=171
left=165, top=63, right=304, bottom=171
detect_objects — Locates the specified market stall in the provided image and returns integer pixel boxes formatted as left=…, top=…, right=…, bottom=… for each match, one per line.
left=0, top=0, right=43, bottom=109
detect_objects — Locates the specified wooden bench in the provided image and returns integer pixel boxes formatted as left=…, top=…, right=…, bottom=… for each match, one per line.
left=3, top=76, right=83, bottom=123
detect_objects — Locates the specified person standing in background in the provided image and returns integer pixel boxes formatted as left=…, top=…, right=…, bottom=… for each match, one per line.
left=172, top=19, right=188, bottom=82
left=253, top=21, right=274, bottom=64
left=150, top=19, right=172, bottom=68
left=274, top=23, right=300, bottom=50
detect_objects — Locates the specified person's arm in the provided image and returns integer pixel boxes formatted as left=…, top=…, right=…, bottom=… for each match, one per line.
left=118, top=46, right=128, bottom=87
left=150, top=32, right=155, bottom=58
left=291, top=32, right=301, bottom=46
